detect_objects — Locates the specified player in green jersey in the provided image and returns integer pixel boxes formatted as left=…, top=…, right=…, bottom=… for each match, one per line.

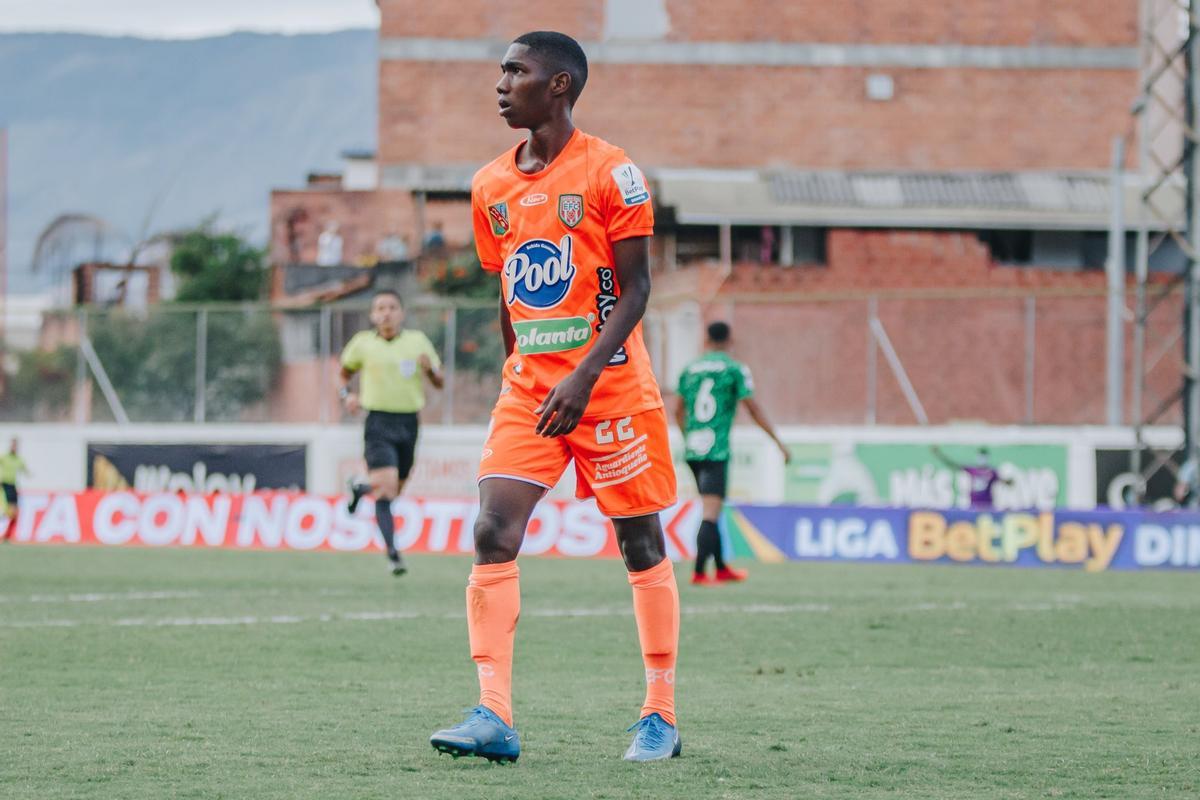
left=674, top=322, right=790, bottom=584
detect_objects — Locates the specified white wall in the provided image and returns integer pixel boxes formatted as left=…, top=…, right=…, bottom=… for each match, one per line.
left=0, top=422, right=1180, bottom=509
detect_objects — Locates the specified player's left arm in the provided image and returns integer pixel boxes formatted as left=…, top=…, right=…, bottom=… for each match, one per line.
left=535, top=236, right=652, bottom=437
left=419, top=357, right=444, bottom=389
left=338, top=335, right=363, bottom=413
left=417, top=333, right=445, bottom=390
left=742, top=397, right=791, bottom=463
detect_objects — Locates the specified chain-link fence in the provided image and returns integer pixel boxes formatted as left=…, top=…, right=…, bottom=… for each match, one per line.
left=711, top=289, right=1182, bottom=427
left=0, top=290, right=1178, bottom=426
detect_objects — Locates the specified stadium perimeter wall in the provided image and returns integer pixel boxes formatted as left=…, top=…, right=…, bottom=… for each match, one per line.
left=0, top=423, right=1179, bottom=510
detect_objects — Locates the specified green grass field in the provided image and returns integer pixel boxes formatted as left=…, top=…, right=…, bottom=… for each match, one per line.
left=1, top=545, right=1197, bottom=799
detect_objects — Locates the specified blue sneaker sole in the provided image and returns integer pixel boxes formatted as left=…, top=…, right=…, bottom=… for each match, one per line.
left=431, top=739, right=519, bottom=764
left=624, top=745, right=682, bottom=762
left=624, top=736, right=682, bottom=761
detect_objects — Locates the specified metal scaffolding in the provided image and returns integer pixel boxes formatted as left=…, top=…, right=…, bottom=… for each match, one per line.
left=1130, top=0, right=1200, bottom=501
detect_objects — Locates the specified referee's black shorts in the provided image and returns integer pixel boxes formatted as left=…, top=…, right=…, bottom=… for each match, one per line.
left=2, top=483, right=16, bottom=506
left=364, top=410, right=419, bottom=479
left=686, top=459, right=729, bottom=499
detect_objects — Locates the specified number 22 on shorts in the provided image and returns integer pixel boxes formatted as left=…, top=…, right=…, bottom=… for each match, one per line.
left=596, top=416, right=635, bottom=445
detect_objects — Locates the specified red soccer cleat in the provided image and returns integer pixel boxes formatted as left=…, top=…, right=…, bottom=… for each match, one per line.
left=714, top=566, right=748, bottom=583
left=690, top=572, right=718, bottom=586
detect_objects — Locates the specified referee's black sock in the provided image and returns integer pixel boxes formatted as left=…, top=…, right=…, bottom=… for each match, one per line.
left=348, top=482, right=370, bottom=514
left=695, top=519, right=720, bottom=575
left=376, top=498, right=397, bottom=558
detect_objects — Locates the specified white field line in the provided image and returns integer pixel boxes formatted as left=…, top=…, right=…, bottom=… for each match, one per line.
left=0, top=597, right=1137, bottom=630
left=0, top=588, right=353, bottom=605
left=0, top=603, right=834, bottom=630
left=0, top=590, right=204, bottom=604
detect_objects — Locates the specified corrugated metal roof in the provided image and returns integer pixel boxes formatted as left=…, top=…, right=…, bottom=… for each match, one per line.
left=770, top=171, right=1110, bottom=213
left=654, top=169, right=1179, bottom=230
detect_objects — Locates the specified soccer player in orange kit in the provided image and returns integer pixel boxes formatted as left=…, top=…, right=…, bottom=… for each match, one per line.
left=428, top=31, right=681, bottom=763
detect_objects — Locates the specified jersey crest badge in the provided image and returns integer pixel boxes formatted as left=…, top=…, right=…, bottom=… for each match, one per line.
left=558, top=194, right=584, bottom=228
left=488, top=202, right=511, bottom=236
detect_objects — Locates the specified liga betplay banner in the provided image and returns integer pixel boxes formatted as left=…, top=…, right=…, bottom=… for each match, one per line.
left=3, top=491, right=702, bottom=561
left=726, top=505, right=1200, bottom=570
left=7, top=492, right=1199, bottom=570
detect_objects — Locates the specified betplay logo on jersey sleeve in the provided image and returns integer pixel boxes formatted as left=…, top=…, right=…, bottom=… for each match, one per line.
left=611, top=163, right=650, bottom=206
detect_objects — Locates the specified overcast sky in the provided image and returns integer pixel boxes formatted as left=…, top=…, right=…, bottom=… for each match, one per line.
left=0, top=0, right=379, bottom=39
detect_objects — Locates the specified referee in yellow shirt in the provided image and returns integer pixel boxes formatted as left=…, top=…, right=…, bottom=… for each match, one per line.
left=340, top=289, right=443, bottom=575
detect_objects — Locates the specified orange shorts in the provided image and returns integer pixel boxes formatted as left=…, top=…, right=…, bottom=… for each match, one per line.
left=478, top=402, right=678, bottom=518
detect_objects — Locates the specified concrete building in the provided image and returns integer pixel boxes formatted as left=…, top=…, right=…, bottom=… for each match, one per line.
left=270, top=1, right=1166, bottom=425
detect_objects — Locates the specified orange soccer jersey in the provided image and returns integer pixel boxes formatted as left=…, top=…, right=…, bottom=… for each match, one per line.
left=471, top=129, right=664, bottom=420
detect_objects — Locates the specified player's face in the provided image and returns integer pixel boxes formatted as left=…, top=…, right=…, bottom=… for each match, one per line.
left=370, top=296, right=404, bottom=334
left=496, top=44, right=555, bottom=129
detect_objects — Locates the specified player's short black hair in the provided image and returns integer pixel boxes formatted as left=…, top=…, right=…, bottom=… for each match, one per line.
left=512, top=31, right=588, bottom=105
left=707, top=321, right=731, bottom=343
left=372, top=288, right=402, bottom=305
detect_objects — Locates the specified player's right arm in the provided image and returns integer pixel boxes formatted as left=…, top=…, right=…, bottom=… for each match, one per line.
left=471, top=177, right=511, bottom=361
left=499, top=298, right=516, bottom=358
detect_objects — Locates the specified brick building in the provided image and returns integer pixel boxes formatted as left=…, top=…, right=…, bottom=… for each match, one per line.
left=270, top=1, right=1174, bottom=425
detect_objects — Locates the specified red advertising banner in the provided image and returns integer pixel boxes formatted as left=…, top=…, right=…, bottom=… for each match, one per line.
left=3, top=491, right=701, bottom=561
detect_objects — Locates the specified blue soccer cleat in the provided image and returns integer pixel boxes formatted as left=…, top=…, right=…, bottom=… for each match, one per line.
left=623, top=712, right=681, bottom=762
left=430, top=705, right=520, bottom=764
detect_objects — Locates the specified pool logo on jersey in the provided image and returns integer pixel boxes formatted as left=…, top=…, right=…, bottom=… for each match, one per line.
left=487, top=202, right=510, bottom=236
left=503, top=234, right=577, bottom=309
left=558, top=194, right=584, bottom=228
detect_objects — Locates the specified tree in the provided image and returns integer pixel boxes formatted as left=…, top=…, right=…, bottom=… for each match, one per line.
left=171, top=221, right=269, bottom=302
left=1, top=225, right=282, bottom=422
left=424, top=247, right=505, bottom=376
left=86, top=224, right=281, bottom=422
left=87, top=308, right=281, bottom=422
left=424, top=246, right=498, bottom=300
left=0, top=346, right=75, bottom=421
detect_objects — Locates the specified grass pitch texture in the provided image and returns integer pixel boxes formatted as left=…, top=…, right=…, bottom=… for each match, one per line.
left=1, top=546, right=1196, bottom=799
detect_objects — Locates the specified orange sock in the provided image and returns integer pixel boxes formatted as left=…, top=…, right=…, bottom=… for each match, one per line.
left=466, top=561, right=520, bottom=727
left=628, top=557, right=680, bottom=726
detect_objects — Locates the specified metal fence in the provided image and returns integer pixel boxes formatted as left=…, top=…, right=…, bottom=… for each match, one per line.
left=0, top=290, right=1179, bottom=426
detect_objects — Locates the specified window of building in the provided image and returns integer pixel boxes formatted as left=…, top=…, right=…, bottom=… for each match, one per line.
left=978, top=230, right=1033, bottom=264
left=674, top=225, right=721, bottom=265
left=732, top=225, right=773, bottom=263
left=788, top=227, right=827, bottom=265
left=978, top=229, right=1163, bottom=272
